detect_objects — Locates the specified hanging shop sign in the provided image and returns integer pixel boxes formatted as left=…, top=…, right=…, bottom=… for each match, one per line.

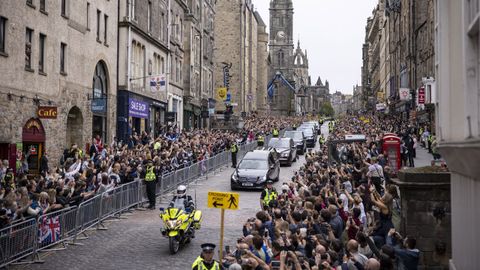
left=418, top=86, right=425, bottom=104
left=37, top=106, right=58, bottom=119
left=129, top=98, right=149, bottom=119
left=399, top=88, right=411, bottom=101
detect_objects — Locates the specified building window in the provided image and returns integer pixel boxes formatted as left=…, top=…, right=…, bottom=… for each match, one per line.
left=40, top=0, right=46, bottom=13
left=104, top=14, right=108, bottom=45
left=39, top=33, right=46, bottom=73
left=131, top=40, right=145, bottom=90
left=160, top=57, right=165, bottom=73
left=61, top=0, right=68, bottom=17
left=179, top=60, right=182, bottom=82
left=131, top=0, right=136, bottom=21
left=60, top=42, right=66, bottom=74
left=147, top=1, right=152, bottom=33
left=0, top=17, right=6, bottom=54
left=96, top=9, right=101, bottom=41
left=160, top=13, right=165, bottom=41
left=26, top=0, right=34, bottom=8
left=86, top=2, right=90, bottom=30
left=179, top=19, right=183, bottom=43
left=25, top=28, right=33, bottom=69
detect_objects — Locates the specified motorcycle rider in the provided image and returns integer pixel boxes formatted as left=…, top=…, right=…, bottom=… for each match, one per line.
left=169, top=185, right=195, bottom=212
left=192, top=243, right=222, bottom=270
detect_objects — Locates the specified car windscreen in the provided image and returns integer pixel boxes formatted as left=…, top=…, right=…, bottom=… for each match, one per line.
left=284, top=131, right=303, bottom=140
left=299, top=129, right=313, bottom=136
left=268, top=139, right=290, bottom=148
left=238, top=159, right=268, bottom=170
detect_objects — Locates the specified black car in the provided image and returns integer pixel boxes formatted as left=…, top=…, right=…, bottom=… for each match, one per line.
left=268, top=138, right=297, bottom=166
left=298, top=127, right=316, bottom=148
left=231, top=150, right=280, bottom=190
left=283, top=130, right=307, bottom=154
left=302, top=121, right=320, bottom=135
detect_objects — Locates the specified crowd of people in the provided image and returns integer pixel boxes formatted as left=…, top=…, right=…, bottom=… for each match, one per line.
left=223, top=114, right=430, bottom=270
left=0, top=116, right=296, bottom=229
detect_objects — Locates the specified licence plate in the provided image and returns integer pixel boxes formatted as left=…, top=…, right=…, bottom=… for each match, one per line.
left=242, top=182, right=253, bottom=187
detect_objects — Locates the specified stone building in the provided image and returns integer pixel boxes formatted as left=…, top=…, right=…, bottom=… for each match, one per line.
left=213, top=0, right=266, bottom=117
left=293, top=41, right=310, bottom=115
left=0, top=0, right=117, bottom=170
left=366, top=4, right=383, bottom=111
left=436, top=2, right=480, bottom=269
left=268, top=0, right=295, bottom=116
left=117, top=0, right=173, bottom=142
left=182, top=0, right=216, bottom=130
left=254, top=11, right=270, bottom=115
left=304, top=77, right=330, bottom=115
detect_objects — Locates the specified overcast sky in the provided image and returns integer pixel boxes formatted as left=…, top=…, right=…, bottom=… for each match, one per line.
left=254, top=0, right=378, bottom=95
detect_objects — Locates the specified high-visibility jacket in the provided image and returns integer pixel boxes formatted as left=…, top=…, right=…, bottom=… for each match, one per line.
left=192, top=256, right=220, bottom=270
left=231, top=144, right=238, bottom=153
left=154, top=141, right=161, bottom=150
left=145, top=166, right=156, bottom=181
left=272, top=129, right=279, bottom=137
left=257, top=136, right=264, bottom=142
left=262, top=188, right=278, bottom=206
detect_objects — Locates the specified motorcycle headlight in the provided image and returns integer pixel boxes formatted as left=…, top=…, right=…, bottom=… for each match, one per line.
left=167, top=220, right=176, bottom=228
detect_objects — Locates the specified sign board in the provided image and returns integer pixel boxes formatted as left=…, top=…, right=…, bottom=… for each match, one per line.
left=399, top=88, right=411, bottom=101
left=345, top=134, right=366, bottom=141
left=217, top=87, right=227, bottom=101
left=129, top=98, right=149, bottom=119
left=37, top=106, right=58, bottom=119
left=165, top=112, right=176, bottom=122
left=91, top=98, right=107, bottom=113
left=208, top=191, right=239, bottom=210
left=418, top=86, right=425, bottom=104
left=376, top=103, right=386, bottom=111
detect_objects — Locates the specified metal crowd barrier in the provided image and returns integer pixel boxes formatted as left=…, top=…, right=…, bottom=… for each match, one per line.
left=0, top=140, right=262, bottom=268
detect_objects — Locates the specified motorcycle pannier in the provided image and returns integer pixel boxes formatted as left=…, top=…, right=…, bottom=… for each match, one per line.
left=193, top=210, right=202, bottom=229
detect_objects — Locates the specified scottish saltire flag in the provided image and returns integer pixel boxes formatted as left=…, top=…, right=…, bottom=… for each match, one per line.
left=38, top=216, right=61, bottom=244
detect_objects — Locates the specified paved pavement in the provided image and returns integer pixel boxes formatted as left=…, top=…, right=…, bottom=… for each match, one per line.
left=11, top=124, right=328, bottom=270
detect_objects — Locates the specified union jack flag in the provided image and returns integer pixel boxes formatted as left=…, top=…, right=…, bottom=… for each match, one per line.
left=38, top=216, right=61, bottom=244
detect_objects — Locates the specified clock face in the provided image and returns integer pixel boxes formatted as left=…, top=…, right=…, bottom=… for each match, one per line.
left=277, top=31, right=285, bottom=39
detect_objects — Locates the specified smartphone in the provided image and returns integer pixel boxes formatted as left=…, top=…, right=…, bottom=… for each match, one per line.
left=264, top=230, right=269, bottom=238
left=225, top=245, right=230, bottom=254
left=271, top=261, right=281, bottom=269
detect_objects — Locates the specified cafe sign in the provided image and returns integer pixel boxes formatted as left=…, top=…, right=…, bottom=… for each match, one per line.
left=37, top=106, right=58, bottom=119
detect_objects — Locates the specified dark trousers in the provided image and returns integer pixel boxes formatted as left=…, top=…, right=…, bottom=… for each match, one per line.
left=408, top=153, right=415, bottom=167
left=146, top=180, right=156, bottom=207
left=231, top=152, right=237, bottom=168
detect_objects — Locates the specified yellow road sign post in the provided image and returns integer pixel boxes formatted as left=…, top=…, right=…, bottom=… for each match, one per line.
left=207, top=191, right=239, bottom=261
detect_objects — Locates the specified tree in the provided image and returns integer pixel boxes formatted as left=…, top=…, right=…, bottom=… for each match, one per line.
left=320, top=102, right=335, bottom=117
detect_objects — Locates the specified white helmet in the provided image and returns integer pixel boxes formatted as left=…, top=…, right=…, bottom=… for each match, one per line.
left=177, top=185, right=187, bottom=195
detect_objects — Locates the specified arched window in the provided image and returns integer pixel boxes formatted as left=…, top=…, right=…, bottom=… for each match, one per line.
left=92, top=61, right=108, bottom=142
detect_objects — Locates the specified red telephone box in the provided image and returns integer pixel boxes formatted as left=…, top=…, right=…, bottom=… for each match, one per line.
left=383, top=134, right=402, bottom=173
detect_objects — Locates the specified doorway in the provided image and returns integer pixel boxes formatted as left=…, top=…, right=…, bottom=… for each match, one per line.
left=66, top=106, right=84, bottom=148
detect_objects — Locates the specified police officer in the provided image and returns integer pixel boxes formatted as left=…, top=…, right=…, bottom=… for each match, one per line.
left=319, top=134, right=325, bottom=145
left=260, top=180, right=278, bottom=210
left=272, top=128, right=279, bottom=138
left=144, top=159, right=157, bottom=209
left=192, top=243, right=222, bottom=270
left=257, top=133, right=265, bottom=147
left=231, top=141, right=238, bottom=168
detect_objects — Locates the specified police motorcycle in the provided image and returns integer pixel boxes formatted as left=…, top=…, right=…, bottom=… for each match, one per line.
left=159, top=185, right=202, bottom=254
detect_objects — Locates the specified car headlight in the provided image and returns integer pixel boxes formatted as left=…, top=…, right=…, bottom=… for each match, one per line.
left=231, top=174, right=238, bottom=182
left=262, top=176, right=267, bottom=181
left=281, top=152, right=289, bottom=157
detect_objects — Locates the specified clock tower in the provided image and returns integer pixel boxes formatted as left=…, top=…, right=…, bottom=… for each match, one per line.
left=269, top=0, right=295, bottom=115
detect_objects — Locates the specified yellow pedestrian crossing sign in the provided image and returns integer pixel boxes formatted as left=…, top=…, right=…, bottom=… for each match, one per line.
left=207, top=191, right=239, bottom=210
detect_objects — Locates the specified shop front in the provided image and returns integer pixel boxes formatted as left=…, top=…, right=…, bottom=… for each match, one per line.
left=149, top=101, right=167, bottom=138
left=21, top=118, right=46, bottom=174
left=117, top=90, right=167, bottom=142
left=183, top=103, right=193, bottom=130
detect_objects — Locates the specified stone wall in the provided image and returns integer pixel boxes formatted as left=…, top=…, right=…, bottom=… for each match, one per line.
left=392, top=169, right=451, bottom=269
